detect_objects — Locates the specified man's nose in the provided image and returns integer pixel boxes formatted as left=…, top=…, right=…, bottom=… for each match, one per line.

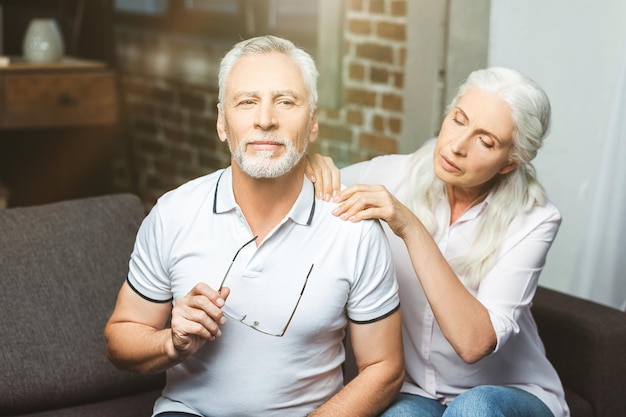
left=254, top=101, right=277, bottom=130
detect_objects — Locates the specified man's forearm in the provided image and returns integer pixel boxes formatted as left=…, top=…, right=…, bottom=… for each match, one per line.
left=105, top=322, right=182, bottom=374
left=309, top=362, right=404, bottom=416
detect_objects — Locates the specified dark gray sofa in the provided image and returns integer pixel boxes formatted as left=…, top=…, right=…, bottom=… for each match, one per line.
left=1, top=194, right=624, bottom=417
left=0, top=194, right=164, bottom=416
left=531, top=286, right=626, bottom=417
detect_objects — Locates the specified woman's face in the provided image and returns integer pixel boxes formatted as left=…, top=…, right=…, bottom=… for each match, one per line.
left=434, top=88, right=518, bottom=195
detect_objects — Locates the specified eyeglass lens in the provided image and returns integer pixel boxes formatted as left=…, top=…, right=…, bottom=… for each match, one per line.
left=220, top=239, right=314, bottom=337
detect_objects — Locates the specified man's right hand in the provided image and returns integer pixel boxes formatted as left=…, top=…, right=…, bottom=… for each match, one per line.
left=105, top=281, right=230, bottom=374
left=170, top=283, right=230, bottom=357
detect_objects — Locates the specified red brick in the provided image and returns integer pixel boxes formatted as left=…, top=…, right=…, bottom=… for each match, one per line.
left=161, top=107, right=186, bottom=125
left=163, top=126, right=187, bottom=143
left=393, top=70, right=404, bottom=89
left=348, top=19, right=371, bottom=36
left=307, top=141, right=322, bottom=154
left=358, top=132, right=398, bottom=154
left=377, top=21, right=406, bottom=41
left=170, top=146, right=194, bottom=163
left=346, top=109, right=364, bottom=125
left=135, top=119, right=159, bottom=136
left=369, top=0, right=385, bottom=14
left=348, top=0, right=365, bottom=12
left=321, top=108, right=341, bottom=120
left=390, top=0, right=407, bottom=17
left=189, top=114, right=215, bottom=132
left=371, top=66, right=389, bottom=84
left=345, top=88, right=377, bottom=107
left=373, top=114, right=385, bottom=131
left=356, top=43, right=394, bottom=63
left=180, top=91, right=207, bottom=111
left=398, top=46, right=407, bottom=67
left=150, top=86, right=176, bottom=105
left=319, top=123, right=353, bottom=143
left=389, top=116, right=402, bottom=134
left=382, top=93, right=403, bottom=112
left=349, top=63, right=366, bottom=81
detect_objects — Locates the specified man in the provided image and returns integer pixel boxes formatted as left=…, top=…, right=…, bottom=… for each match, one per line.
left=104, top=35, right=403, bottom=417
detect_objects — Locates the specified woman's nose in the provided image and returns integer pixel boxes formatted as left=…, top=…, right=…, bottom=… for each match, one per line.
left=450, top=133, right=470, bottom=155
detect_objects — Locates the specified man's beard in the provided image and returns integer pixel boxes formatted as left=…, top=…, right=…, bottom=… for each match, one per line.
left=228, top=134, right=308, bottom=178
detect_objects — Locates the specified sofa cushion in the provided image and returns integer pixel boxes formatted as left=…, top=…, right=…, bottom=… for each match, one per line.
left=564, top=387, right=593, bottom=417
left=12, top=390, right=162, bottom=417
left=0, top=194, right=164, bottom=415
left=532, top=286, right=626, bottom=417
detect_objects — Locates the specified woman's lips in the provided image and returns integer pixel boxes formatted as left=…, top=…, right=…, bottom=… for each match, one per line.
left=441, top=155, right=461, bottom=172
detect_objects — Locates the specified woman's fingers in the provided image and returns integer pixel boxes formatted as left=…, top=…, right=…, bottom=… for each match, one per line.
left=332, top=184, right=392, bottom=221
left=305, top=154, right=341, bottom=200
left=332, top=184, right=416, bottom=239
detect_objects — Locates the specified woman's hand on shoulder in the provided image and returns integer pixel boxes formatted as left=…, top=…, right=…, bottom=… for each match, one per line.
left=305, top=154, right=341, bottom=201
left=332, top=184, right=418, bottom=240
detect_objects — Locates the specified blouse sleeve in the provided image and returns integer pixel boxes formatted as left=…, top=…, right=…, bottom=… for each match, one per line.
left=477, top=202, right=562, bottom=351
left=340, top=155, right=409, bottom=189
left=340, top=160, right=372, bottom=188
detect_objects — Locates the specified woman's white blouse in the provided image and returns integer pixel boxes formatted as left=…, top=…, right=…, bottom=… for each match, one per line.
left=341, top=154, right=569, bottom=417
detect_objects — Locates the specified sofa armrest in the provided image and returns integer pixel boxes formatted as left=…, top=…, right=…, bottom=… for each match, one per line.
left=531, top=286, right=626, bottom=417
left=0, top=194, right=164, bottom=415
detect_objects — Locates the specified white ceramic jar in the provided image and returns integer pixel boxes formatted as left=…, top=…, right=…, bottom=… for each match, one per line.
left=22, top=19, right=65, bottom=63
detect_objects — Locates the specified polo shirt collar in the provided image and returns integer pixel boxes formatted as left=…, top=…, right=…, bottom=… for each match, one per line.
left=213, top=166, right=316, bottom=226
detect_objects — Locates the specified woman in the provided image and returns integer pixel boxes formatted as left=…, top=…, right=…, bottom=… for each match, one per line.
left=307, top=67, right=569, bottom=417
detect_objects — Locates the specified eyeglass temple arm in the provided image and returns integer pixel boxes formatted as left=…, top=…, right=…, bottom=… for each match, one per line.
left=279, top=263, right=314, bottom=336
left=217, top=235, right=258, bottom=292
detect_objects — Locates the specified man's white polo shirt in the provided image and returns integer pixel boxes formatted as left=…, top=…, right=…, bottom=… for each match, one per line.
left=127, top=167, right=399, bottom=417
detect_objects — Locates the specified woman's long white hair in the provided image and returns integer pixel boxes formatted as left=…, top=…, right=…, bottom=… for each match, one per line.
left=399, top=67, right=552, bottom=289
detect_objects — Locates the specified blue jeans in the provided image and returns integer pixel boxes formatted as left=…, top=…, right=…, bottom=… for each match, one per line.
left=381, top=386, right=555, bottom=417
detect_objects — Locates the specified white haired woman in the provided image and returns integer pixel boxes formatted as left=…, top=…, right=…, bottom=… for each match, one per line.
left=307, top=67, right=569, bottom=417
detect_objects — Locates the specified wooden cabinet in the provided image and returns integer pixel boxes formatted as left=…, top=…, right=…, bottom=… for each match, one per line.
left=0, top=61, right=118, bottom=129
left=0, top=58, right=120, bottom=207
left=0, top=0, right=119, bottom=208
left=0, top=59, right=117, bottom=129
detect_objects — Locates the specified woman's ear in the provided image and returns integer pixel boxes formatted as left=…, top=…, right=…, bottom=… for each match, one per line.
left=498, top=160, right=518, bottom=175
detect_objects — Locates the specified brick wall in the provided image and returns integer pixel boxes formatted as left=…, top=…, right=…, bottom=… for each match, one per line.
left=112, top=0, right=407, bottom=209
left=315, top=0, right=406, bottom=166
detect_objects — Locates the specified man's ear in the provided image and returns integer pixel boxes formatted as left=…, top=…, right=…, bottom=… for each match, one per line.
left=216, top=103, right=227, bottom=143
left=498, top=160, right=518, bottom=175
left=308, top=110, right=319, bottom=143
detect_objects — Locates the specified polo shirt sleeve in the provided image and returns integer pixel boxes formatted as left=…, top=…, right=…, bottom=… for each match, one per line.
left=346, top=219, right=400, bottom=323
left=127, top=203, right=173, bottom=303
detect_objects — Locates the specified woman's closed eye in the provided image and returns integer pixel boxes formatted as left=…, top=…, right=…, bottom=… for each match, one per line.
left=478, top=136, right=495, bottom=149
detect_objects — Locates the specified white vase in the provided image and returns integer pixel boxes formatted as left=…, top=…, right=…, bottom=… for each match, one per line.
left=22, top=19, right=65, bottom=63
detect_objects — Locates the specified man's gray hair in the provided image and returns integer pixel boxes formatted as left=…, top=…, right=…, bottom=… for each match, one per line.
left=218, top=35, right=319, bottom=113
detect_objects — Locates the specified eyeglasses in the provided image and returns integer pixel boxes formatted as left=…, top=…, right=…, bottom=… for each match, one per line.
left=218, top=236, right=313, bottom=337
